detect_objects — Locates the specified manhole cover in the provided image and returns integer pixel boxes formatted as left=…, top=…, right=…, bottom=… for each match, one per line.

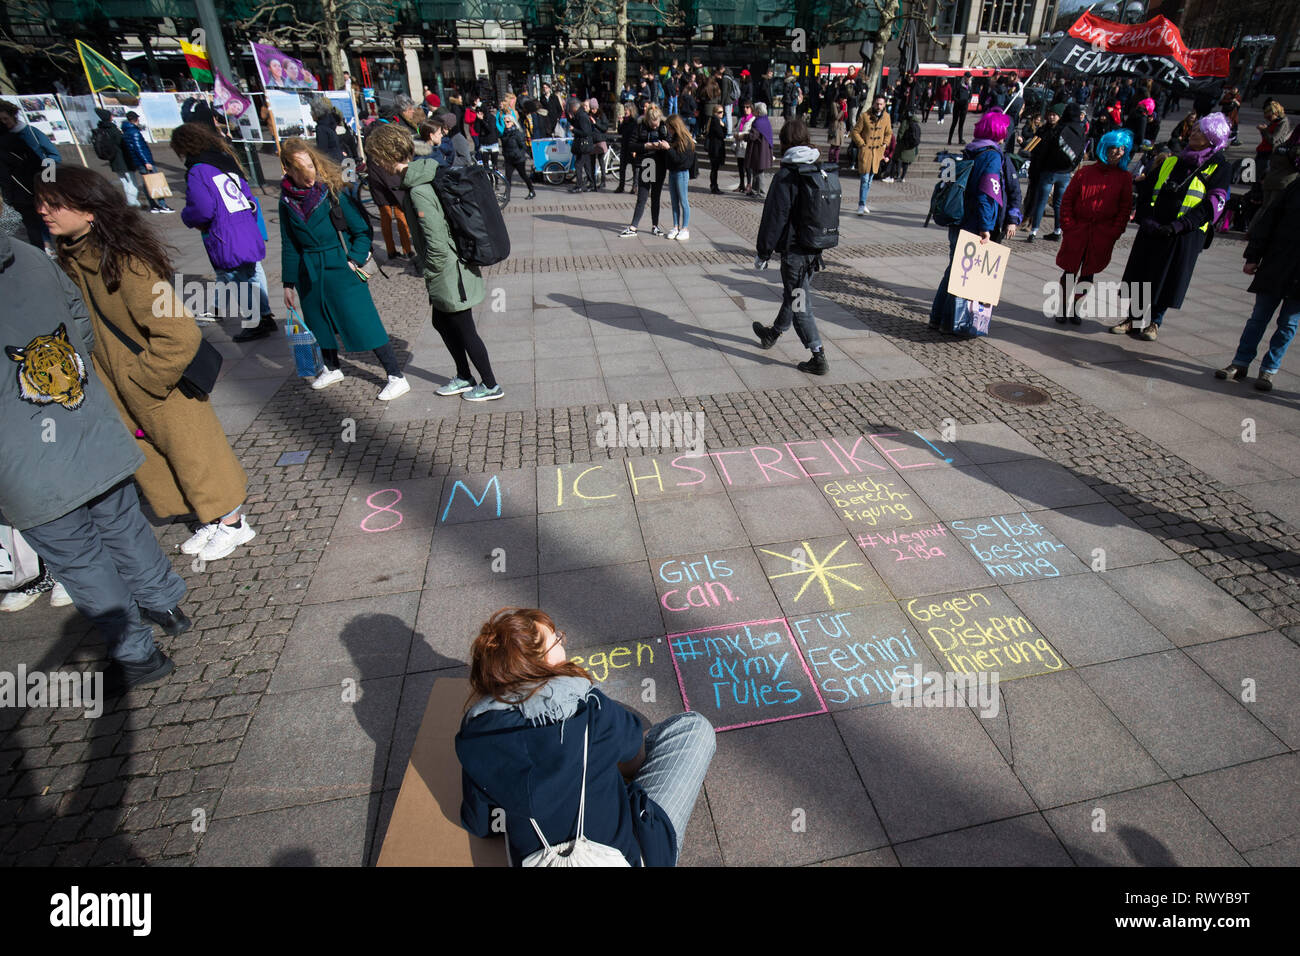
left=986, top=382, right=1051, bottom=406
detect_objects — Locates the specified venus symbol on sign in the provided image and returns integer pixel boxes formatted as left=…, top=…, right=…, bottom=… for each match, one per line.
left=361, top=489, right=404, bottom=533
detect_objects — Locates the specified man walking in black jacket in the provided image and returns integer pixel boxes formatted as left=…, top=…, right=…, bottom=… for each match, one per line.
left=751, top=119, right=831, bottom=375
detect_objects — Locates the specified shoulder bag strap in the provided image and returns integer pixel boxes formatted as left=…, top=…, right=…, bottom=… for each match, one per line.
left=82, top=280, right=144, bottom=357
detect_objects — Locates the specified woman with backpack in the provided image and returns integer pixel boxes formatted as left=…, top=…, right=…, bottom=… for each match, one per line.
left=751, top=119, right=833, bottom=375
left=92, top=108, right=136, bottom=207
left=455, top=607, right=715, bottom=867
left=664, top=115, right=696, bottom=240
left=365, top=124, right=502, bottom=403
left=884, top=110, right=921, bottom=183
left=929, top=110, right=1018, bottom=336
left=170, top=123, right=273, bottom=342
left=278, top=138, right=409, bottom=400
left=619, top=105, right=670, bottom=238
left=36, top=167, right=254, bottom=565
left=1053, top=128, right=1134, bottom=325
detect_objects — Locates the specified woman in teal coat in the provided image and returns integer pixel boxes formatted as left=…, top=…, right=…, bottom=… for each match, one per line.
left=278, top=138, right=409, bottom=400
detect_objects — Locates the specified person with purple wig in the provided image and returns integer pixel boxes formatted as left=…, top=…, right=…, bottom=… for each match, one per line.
left=1114, top=112, right=1232, bottom=342
left=930, top=110, right=1019, bottom=335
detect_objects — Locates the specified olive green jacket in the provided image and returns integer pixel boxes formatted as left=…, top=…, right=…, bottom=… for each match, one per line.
left=401, top=159, right=486, bottom=312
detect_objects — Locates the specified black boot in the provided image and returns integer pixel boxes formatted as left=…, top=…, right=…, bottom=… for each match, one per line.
left=105, top=647, right=175, bottom=696
left=797, top=349, right=829, bottom=375
left=233, top=315, right=276, bottom=343
left=752, top=321, right=780, bottom=349
left=142, top=605, right=193, bottom=637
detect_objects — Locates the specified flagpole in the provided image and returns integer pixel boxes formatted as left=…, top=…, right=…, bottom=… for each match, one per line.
left=1007, top=1, right=1105, bottom=114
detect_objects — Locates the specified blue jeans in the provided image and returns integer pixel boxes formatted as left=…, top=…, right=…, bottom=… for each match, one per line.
left=632, top=711, right=715, bottom=865
left=774, top=252, right=822, bottom=351
left=213, top=262, right=260, bottom=328
left=858, top=171, right=874, bottom=206
left=668, top=170, right=691, bottom=229
left=254, top=261, right=272, bottom=318
left=1029, top=170, right=1071, bottom=232
left=1232, top=293, right=1300, bottom=373
left=22, top=480, right=186, bottom=664
left=668, top=95, right=678, bottom=116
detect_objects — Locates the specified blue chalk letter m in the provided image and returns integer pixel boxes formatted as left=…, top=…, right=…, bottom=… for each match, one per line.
left=441, top=475, right=503, bottom=522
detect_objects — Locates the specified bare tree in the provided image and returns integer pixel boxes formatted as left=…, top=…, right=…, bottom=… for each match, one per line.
left=233, top=0, right=401, bottom=88
left=559, top=0, right=687, bottom=92
left=825, top=0, right=954, bottom=101
left=0, top=0, right=78, bottom=69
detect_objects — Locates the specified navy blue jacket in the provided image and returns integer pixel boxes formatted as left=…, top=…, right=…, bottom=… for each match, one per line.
left=121, top=121, right=154, bottom=170
left=456, top=688, right=674, bottom=866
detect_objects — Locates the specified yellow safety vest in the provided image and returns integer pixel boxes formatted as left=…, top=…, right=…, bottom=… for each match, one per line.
left=1150, top=155, right=1219, bottom=233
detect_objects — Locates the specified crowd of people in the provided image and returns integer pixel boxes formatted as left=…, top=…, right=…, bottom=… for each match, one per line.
left=2, top=51, right=1299, bottom=865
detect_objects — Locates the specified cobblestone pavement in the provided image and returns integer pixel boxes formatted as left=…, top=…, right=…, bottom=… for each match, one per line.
left=1, top=122, right=1297, bottom=867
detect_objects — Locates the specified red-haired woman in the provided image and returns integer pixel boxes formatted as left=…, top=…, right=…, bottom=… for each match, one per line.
left=455, top=608, right=715, bottom=866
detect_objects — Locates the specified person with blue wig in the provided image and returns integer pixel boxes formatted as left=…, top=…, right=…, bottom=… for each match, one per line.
left=1051, top=128, right=1134, bottom=325
left=929, top=110, right=1019, bottom=335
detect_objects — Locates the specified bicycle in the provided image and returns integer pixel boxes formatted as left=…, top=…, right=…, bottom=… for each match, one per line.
left=531, top=136, right=619, bottom=188
left=475, top=149, right=511, bottom=209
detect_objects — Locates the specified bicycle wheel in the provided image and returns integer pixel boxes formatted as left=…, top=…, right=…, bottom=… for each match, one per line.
left=542, top=161, right=567, bottom=185
left=492, top=169, right=510, bottom=209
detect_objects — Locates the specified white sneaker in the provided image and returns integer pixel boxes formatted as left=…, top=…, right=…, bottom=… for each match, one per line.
left=198, top=517, right=256, bottom=562
left=1, top=570, right=56, bottom=612
left=857, top=205, right=867, bottom=215
left=882, top=177, right=895, bottom=183
left=677, top=229, right=690, bottom=241
left=666, top=227, right=680, bottom=239
left=378, top=375, right=410, bottom=401
left=181, top=522, right=220, bottom=555
left=311, top=367, right=344, bottom=390
left=49, top=582, right=72, bottom=607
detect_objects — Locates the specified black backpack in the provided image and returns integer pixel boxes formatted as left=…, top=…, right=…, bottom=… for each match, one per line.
left=900, top=120, right=920, bottom=151
left=431, top=163, right=511, bottom=267
left=91, top=125, right=121, bottom=162
left=794, top=163, right=841, bottom=250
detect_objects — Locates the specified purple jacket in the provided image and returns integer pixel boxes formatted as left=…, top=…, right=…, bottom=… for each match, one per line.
left=181, top=154, right=266, bottom=270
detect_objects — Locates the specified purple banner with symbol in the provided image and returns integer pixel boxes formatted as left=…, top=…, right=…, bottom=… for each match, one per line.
left=251, top=42, right=319, bottom=91
left=213, top=70, right=252, bottom=119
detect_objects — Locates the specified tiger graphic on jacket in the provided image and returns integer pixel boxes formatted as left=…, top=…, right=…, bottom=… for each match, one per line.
left=5, top=323, right=88, bottom=410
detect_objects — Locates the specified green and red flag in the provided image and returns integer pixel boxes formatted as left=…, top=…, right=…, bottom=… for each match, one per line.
left=180, top=39, right=213, bottom=84
left=75, top=39, right=140, bottom=96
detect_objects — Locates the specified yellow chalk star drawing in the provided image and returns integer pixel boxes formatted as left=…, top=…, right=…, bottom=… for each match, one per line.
left=760, top=540, right=864, bottom=606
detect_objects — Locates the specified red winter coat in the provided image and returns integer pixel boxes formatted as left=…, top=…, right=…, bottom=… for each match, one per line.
left=1056, top=159, right=1133, bottom=276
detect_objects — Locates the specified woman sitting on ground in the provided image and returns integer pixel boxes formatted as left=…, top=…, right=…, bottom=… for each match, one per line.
left=455, top=608, right=715, bottom=866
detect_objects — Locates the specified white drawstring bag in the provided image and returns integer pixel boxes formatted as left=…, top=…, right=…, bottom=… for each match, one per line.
left=0, top=524, right=41, bottom=591
left=521, top=720, right=630, bottom=868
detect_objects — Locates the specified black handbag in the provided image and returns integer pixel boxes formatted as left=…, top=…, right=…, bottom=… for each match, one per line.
left=84, top=282, right=223, bottom=400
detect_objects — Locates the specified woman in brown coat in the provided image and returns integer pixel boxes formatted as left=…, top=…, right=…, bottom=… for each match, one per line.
left=35, top=167, right=254, bottom=564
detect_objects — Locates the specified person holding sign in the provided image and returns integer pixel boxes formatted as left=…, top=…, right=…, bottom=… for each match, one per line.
left=455, top=608, right=715, bottom=866
left=1052, top=128, right=1134, bottom=326
left=929, top=110, right=1017, bottom=336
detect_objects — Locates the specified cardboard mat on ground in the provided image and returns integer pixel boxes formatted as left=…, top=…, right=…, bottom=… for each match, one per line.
left=377, top=677, right=506, bottom=866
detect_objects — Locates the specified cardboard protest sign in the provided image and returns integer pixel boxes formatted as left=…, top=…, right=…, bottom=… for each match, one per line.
left=946, top=230, right=1011, bottom=306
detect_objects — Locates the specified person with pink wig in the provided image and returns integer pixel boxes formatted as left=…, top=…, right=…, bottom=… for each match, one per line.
left=930, top=110, right=1021, bottom=335
left=1113, top=112, right=1233, bottom=342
